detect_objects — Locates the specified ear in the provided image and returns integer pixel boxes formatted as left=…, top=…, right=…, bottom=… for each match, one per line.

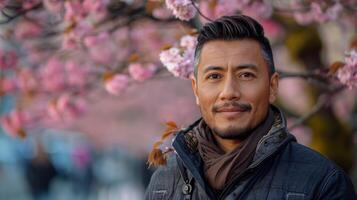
left=191, top=77, right=200, bottom=106
left=269, top=72, right=279, bottom=104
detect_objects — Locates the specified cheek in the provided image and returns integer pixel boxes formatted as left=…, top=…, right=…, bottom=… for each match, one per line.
left=241, top=81, right=270, bottom=106
left=197, top=87, right=218, bottom=114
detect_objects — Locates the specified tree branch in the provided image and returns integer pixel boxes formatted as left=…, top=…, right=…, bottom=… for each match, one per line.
left=287, top=85, right=346, bottom=130
left=190, top=0, right=213, bottom=22
left=0, top=3, right=42, bottom=24
left=278, top=70, right=328, bottom=80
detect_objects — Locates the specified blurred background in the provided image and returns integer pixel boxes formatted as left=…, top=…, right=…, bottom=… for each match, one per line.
left=0, top=0, right=356, bottom=199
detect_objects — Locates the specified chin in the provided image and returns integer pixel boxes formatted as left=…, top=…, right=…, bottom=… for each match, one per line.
left=212, top=125, right=252, bottom=140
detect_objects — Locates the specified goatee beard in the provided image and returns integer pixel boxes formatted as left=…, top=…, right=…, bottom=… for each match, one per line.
left=212, top=126, right=253, bottom=140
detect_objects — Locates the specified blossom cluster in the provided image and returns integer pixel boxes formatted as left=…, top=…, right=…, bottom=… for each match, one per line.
left=160, top=35, right=197, bottom=79
left=292, top=2, right=343, bottom=25
left=0, top=0, right=356, bottom=138
left=165, top=0, right=197, bottom=21
left=337, top=50, right=357, bottom=89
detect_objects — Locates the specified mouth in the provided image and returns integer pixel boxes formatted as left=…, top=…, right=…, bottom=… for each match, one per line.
left=216, top=107, right=248, bottom=112
left=215, top=107, right=250, bottom=119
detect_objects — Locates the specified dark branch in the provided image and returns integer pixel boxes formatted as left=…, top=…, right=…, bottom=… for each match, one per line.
left=190, top=0, right=213, bottom=22
left=288, top=85, right=346, bottom=130
left=0, top=3, right=43, bottom=24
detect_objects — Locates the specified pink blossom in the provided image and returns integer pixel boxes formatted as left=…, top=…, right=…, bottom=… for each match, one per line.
left=310, top=2, right=328, bottom=23
left=214, top=0, right=240, bottom=19
left=104, top=74, right=130, bottom=96
left=62, top=34, right=79, bottom=50
left=159, top=47, right=194, bottom=79
left=84, top=32, right=115, bottom=64
left=57, top=95, right=87, bottom=118
left=0, top=110, right=30, bottom=137
left=337, top=50, right=357, bottom=89
left=293, top=12, right=314, bottom=25
left=64, top=1, right=86, bottom=21
left=43, top=0, right=63, bottom=13
left=0, top=78, right=17, bottom=93
left=17, top=69, right=38, bottom=93
left=160, top=34, right=196, bottom=78
left=180, top=35, right=197, bottom=49
left=293, top=2, right=343, bottom=25
left=22, top=0, right=41, bottom=9
left=84, top=32, right=109, bottom=47
left=47, top=102, right=62, bottom=121
left=25, top=46, right=49, bottom=64
left=159, top=47, right=184, bottom=74
left=0, top=0, right=9, bottom=9
left=47, top=95, right=87, bottom=121
left=199, top=0, right=248, bottom=21
left=65, top=61, right=90, bottom=88
left=152, top=6, right=173, bottom=19
left=242, top=2, right=273, bottom=19
left=180, top=48, right=195, bottom=78
left=41, top=58, right=66, bottom=92
left=325, top=2, right=343, bottom=21
left=82, top=0, right=109, bottom=21
left=260, top=19, right=284, bottom=39
left=198, top=1, right=215, bottom=21
left=62, top=21, right=93, bottom=50
left=165, top=0, right=197, bottom=21
left=14, top=20, right=42, bottom=39
left=72, top=21, right=94, bottom=38
left=82, top=0, right=109, bottom=13
left=291, top=1, right=314, bottom=25
left=0, top=50, right=17, bottom=70
left=129, top=63, right=156, bottom=81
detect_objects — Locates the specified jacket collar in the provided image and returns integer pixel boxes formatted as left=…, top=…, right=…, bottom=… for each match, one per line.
left=172, top=105, right=296, bottom=198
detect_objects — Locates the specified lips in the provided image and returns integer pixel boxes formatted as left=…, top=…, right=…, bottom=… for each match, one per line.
left=214, top=103, right=251, bottom=119
left=216, top=107, right=248, bottom=113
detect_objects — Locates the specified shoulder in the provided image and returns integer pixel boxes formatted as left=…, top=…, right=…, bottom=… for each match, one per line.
left=150, top=155, right=180, bottom=180
left=278, top=141, right=356, bottom=199
left=283, top=140, right=337, bottom=170
left=145, top=155, right=181, bottom=200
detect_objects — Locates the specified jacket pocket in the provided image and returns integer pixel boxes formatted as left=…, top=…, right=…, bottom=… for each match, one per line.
left=286, top=192, right=306, bottom=200
left=152, top=190, right=167, bottom=200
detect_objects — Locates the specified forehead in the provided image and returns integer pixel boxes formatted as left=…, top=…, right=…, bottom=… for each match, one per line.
left=198, top=39, right=265, bottom=69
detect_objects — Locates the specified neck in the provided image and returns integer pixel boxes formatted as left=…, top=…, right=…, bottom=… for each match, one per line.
left=212, top=135, right=244, bottom=153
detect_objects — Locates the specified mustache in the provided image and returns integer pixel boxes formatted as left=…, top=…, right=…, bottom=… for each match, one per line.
left=213, top=102, right=252, bottom=112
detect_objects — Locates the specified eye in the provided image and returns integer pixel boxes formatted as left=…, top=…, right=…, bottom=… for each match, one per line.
left=239, top=72, right=255, bottom=80
left=207, top=73, right=222, bottom=80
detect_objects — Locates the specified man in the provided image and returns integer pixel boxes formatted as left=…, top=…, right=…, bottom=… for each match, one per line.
left=145, top=15, right=357, bottom=200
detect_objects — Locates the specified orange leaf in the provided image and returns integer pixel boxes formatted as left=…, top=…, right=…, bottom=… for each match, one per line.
left=147, top=148, right=167, bottom=167
left=161, top=44, right=172, bottom=50
left=165, top=121, right=178, bottom=129
left=329, top=61, right=345, bottom=75
left=17, top=128, right=27, bottom=139
left=153, top=141, right=163, bottom=149
left=129, top=54, right=140, bottom=63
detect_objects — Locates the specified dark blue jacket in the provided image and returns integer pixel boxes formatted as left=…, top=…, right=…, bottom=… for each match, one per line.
left=145, top=107, right=357, bottom=199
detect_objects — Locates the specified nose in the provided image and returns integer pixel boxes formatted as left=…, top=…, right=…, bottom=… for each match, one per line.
left=218, top=75, right=241, bottom=101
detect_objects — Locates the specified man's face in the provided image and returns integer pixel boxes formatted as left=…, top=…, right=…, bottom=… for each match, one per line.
left=191, top=39, right=279, bottom=139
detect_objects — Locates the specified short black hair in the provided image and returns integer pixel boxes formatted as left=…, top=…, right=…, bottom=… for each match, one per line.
left=194, top=15, right=275, bottom=78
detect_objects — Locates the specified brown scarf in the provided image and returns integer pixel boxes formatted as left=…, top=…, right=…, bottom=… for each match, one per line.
left=194, top=108, right=274, bottom=191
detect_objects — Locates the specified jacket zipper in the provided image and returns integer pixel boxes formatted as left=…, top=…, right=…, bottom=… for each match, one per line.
left=173, top=135, right=218, bottom=200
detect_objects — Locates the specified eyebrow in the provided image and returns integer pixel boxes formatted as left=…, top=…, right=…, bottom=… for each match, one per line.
left=203, top=64, right=258, bottom=74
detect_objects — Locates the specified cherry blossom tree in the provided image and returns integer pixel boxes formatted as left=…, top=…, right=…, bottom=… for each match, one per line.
left=0, top=0, right=356, bottom=170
